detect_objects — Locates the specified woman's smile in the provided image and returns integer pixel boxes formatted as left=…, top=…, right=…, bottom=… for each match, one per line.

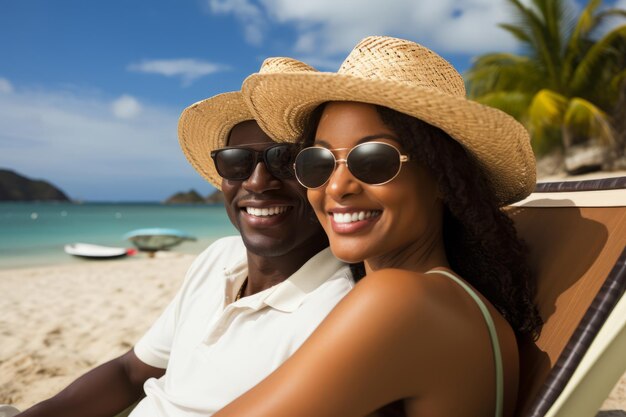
left=327, top=207, right=382, bottom=234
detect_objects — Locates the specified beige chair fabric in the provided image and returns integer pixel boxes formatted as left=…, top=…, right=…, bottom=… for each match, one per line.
left=509, top=177, right=626, bottom=417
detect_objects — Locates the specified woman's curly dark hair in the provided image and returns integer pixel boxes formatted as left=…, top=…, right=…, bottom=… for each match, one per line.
left=300, top=103, right=542, bottom=338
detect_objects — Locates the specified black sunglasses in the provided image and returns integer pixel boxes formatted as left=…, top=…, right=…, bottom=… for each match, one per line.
left=294, top=141, right=410, bottom=189
left=210, top=143, right=296, bottom=181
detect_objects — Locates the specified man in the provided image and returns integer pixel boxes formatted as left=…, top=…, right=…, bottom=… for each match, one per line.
left=14, top=58, right=354, bottom=417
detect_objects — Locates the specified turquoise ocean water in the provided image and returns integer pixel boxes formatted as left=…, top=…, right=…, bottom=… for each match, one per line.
left=0, top=202, right=238, bottom=270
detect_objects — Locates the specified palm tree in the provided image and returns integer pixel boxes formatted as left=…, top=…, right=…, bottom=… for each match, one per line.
left=466, top=0, right=626, bottom=173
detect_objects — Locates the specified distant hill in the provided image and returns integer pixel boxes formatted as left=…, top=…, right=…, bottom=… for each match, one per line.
left=0, top=169, right=70, bottom=202
left=164, top=189, right=224, bottom=204
left=164, top=189, right=206, bottom=204
left=205, top=190, right=225, bottom=204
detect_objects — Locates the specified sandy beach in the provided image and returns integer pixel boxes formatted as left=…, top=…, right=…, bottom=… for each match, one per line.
left=0, top=249, right=624, bottom=412
left=0, top=252, right=193, bottom=410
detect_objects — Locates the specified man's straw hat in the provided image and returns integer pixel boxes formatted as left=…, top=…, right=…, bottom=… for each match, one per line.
left=178, top=57, right=317, bottom=189
left=242, top=36, right=536, bottom=205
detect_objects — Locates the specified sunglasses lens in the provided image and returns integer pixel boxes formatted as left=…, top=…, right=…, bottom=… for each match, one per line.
left=213, top=148, right=255, bottom=180
left=349, top=143, right=401, bottom=184
left=295, top=148, right=336, bottom=188
left=265, top=145, right=295, bottom=179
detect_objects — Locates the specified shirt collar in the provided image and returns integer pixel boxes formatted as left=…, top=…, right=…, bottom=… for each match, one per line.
left=262, top=247, right=346, bottom=312
left=222, top=247, right=347, bottom=313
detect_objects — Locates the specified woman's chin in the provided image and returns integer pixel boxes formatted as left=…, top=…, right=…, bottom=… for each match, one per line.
left=328, top=243, right=368, bottom=264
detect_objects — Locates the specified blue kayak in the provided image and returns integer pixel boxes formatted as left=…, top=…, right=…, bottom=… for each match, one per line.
left=123, top=228, right=196, bottom=252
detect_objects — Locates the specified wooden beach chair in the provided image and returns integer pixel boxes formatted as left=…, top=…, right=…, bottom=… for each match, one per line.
left=509, top=176, right=626, bottom=417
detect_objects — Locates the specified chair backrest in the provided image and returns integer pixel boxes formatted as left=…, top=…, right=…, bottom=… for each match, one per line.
left=508, top=176, right=626, bottom=417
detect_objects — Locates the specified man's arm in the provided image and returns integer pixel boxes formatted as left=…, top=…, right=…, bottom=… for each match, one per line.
left=17, top=349, right=165, bottom=417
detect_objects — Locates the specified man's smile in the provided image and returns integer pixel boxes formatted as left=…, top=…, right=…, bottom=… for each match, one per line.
left=244, top=205, right=290, bottom=217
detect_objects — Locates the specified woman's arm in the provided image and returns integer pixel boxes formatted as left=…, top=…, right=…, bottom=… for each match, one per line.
left=214, top=269, right=482, bottom=417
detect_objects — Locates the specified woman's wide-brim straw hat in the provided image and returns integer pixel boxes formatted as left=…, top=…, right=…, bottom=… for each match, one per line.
left=243, top=36, right=536, bottom=206
left=178, top=57, right=317, bottom=189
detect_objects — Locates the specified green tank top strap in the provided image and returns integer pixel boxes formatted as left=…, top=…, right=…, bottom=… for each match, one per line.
left=425, top=269, right=504, bottom=417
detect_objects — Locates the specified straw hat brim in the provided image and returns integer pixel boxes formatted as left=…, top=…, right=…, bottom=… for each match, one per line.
left=178, top=91, right=254, bottom=189
left=243, top=72, right=536, bottom=205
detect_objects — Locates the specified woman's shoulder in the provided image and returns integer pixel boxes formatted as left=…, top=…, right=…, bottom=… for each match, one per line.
left=331, top=269, right=473, bottom=350
left=344, top=267, right=515, bottom=357
left=350, top=268, right=482, bottom=320
left=339, top=269, right=434, bottom=325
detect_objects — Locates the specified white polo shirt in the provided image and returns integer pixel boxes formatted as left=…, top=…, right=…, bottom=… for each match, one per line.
left=130, top=236, right=353, bottom=417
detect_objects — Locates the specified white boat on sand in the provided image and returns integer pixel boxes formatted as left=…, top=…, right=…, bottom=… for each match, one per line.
left=64, top=243, right=136, bottom=259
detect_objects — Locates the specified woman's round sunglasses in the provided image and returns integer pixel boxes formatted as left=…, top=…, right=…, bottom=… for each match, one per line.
left=294, top=141, right=411, bottom=189
left=210, top=143, right=296, bottom=181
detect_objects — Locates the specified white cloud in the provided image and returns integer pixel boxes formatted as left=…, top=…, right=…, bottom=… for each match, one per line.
left=128, top=58, right=228, bottom=86
left=431, top=0, right=518, bottom=53
left=112, top=94, right=142, bottom=119
left=208, top=0, right=523, bottom=60
left=0, top=78, right=14, bottom=94
left=209, top=0, right=266, bottom=44
left=0, top=87, right=211, bottom=201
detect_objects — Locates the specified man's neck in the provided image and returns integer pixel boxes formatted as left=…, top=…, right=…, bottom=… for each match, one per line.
left=243, top=239, right=329, bottom=297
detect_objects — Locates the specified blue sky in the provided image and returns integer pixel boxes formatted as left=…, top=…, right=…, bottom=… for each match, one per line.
left=1, top=0, right=624, bottom=201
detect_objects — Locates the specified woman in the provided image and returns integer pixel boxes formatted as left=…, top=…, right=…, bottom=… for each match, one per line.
left=214, top=36, right=542, bottom=417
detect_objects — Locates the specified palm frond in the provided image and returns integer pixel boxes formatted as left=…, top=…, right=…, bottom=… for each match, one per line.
left=470, top=52, right=530, bottom=67
left=528, top=89, right=568, bottom=128
left=526, top=89, right=568, bottom=153
left=509, top=0, right=544, bottom=28
left=472, top=91, right=534, bottom=121
left=579, top=0, right=603, bottom=35
left=465, top=56, right=543, bottom=97
left=512, top=0, right=569, bottom=90
left=594, top=8, right=626, bottom=29
left=562, top=0, right=603, bottom=83
left=507, top=0, right=548, bottom=54
left=563, top=97, right=615, bottom=146
left=570, top=24, right=626, bottom=96
left=609, top=68, right=626, bottom=91
left=499, top=23, right=534, bottom=44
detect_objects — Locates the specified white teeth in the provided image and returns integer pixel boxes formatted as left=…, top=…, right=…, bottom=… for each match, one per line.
left=333, top=211, right=380, bottom=224
left=246, top=206, right=289, bottom=217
